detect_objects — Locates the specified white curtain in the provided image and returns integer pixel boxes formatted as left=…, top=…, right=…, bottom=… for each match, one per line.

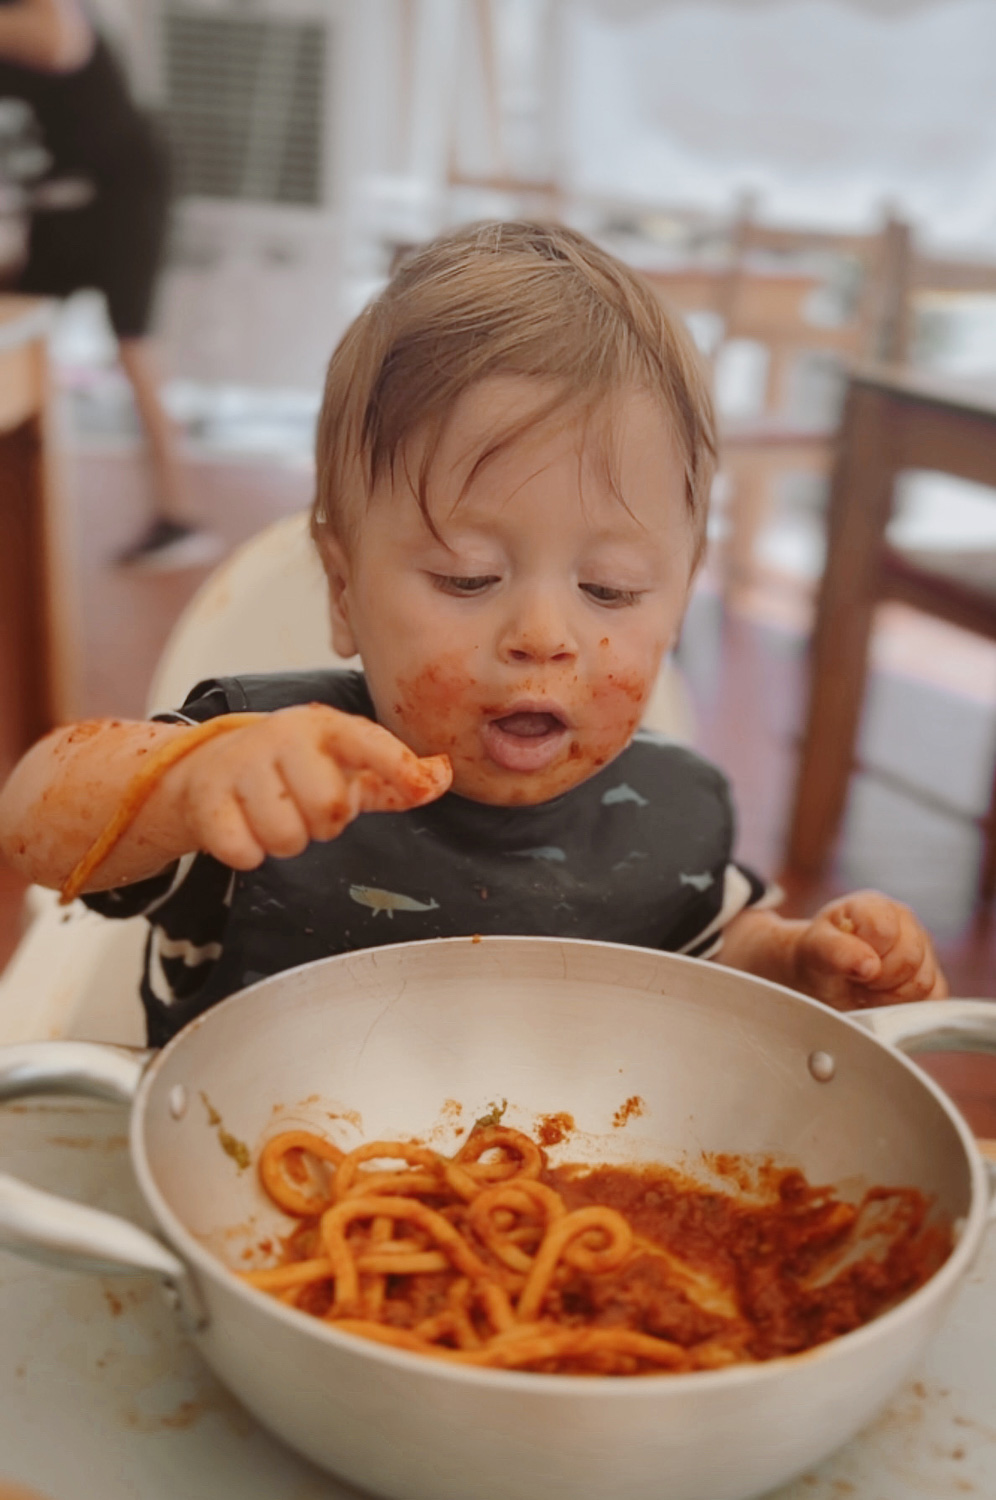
left=570, top=1, right=977, bottom=17
left=558, top=0, right=996, bottom=249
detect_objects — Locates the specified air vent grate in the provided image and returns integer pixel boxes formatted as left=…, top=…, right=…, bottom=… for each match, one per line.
left=161, top=7, right=326, bottom=206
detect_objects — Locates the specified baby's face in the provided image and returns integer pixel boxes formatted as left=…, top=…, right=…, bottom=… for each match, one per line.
left=327, top=376, right=697, bottom=804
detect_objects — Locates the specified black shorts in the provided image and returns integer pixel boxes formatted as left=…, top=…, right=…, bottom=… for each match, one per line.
left=17, top=131, right=171, bottom=340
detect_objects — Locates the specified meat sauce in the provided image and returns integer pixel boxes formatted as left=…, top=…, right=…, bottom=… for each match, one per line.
left=273, top=1152, right=949, bottom=1371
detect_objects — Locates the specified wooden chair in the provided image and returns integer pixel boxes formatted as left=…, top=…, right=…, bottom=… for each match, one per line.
left=712, top=225, right=996, bottom=674
left=880, top=544, right=996, bottom=900
left=912, top=252, right=996, bottom=302
left=710, top=210, right=913, bottom=603
left=614, top=201, right=761, bottom=366
left=868, top=252, right=996, bottom=899
left=785, top=364, right=996, bottom=903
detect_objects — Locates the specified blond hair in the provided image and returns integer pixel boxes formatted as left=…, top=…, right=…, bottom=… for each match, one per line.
left=311, top=221, right=716, bottom=558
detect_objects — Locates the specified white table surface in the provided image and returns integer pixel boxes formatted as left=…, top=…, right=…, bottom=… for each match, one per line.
left=2, top=1098, right=994, bottom=1500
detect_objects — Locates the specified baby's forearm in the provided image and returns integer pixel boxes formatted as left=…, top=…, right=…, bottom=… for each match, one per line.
left=0, top=718, right=196, bottom=893
left=716, top=909, right=808, bottom=990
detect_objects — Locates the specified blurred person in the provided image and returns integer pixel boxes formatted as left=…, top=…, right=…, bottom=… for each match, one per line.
left=0, top=0, right=221, bottom=569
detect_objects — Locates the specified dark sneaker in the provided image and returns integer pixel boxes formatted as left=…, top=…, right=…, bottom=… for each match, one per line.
left=114, top=519, right=225, bottom=572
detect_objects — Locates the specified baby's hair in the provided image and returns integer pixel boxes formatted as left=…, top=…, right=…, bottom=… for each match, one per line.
left=310, top=220, right=716, bottom=560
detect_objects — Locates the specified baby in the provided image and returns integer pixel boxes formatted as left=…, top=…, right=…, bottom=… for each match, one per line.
left=0, top=221, right=945, bottom=1045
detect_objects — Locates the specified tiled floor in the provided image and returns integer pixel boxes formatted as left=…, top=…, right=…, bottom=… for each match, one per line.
left=1, top=443, right=994, bottom=1131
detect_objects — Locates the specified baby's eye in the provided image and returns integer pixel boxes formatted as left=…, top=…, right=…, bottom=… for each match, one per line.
left=580, top=583, right=643, bottom=607
left=430, top=574, right=500, bottom=597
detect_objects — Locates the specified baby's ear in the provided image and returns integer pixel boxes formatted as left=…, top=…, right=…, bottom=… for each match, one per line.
left=320, top=537, right=359, bottom=659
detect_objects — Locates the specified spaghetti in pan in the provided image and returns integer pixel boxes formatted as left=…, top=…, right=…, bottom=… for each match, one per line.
left=240, top=1124, right=951, bottom=1375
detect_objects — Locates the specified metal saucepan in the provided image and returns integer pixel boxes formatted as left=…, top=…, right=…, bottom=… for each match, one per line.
left=1, top=937, right=994, bottom=1500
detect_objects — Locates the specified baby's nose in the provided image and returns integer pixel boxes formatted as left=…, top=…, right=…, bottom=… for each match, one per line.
left=498, top=597, right=578, bottom=664
left=506, top=642, right=575, bottom=664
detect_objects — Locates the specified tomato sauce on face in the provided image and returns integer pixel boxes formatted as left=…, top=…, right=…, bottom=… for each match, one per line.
left=388, top=652, right=649, bottom=805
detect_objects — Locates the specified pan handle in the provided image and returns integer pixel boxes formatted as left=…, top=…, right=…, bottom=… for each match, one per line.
left=851, top=998, right=996, bottom=1056
left=853, top=1000, right=996, bottom=1223
left=0, top=1041, right=207, bottom=1331
left=0, top=1039, right=151, bottom=1103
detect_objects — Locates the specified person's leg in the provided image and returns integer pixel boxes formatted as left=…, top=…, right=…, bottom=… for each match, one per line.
left=116, top=335, right=187, bottom=524
left=112, top=336, right=223, bottom=568
left=99, top=130, right=221, bottom=568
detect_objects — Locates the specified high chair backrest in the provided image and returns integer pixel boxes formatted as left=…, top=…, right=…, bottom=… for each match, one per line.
left=147, top=510, right=348, bottom=715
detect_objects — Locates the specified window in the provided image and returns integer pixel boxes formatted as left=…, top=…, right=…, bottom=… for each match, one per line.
left=161, top=8, right=326, bottom=206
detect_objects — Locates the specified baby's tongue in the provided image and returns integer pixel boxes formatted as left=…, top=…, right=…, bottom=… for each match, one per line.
left=494, top=712, right=562, bottom=739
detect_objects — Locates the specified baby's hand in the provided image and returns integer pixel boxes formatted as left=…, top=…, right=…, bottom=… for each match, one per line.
left=166, top=705, right=452, bottom=870
left=793, top=891, right=947, bottom=1008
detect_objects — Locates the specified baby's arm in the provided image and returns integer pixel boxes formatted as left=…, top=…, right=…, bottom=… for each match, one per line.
left=0, top=706, right=452, bottom=896
left=718, top=890, right=947, bottom=1008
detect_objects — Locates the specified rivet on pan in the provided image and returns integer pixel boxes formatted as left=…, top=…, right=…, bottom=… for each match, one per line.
left=808, top=1051, right=836, bottom=1083
left=168, top=1084, right=188, bottom=1120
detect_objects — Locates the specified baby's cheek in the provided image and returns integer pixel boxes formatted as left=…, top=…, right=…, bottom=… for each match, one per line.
left=582, top=667, right=649, bottom=748
left=588, top=667, right=648, bottom=723
left=389, top=655, right=483, bottom=758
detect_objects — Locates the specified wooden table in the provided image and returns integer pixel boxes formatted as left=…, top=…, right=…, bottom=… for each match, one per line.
left=785, top=363, right=996, bottom=877
left=0, top=294, right=73, bottom=779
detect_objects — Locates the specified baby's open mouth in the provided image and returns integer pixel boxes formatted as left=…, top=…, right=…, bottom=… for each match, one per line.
left=481, top=708, right=571, bottom=772
left=492, top=711, right=565, bottom=738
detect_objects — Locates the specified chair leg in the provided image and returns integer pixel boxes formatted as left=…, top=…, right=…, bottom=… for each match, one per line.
left=978, top=762, right=996, bottom=903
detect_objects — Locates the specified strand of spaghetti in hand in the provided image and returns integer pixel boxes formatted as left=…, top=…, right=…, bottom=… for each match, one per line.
left=59, top=713, right=263, bottom=904
left=59, top=704, right=453, bottom=904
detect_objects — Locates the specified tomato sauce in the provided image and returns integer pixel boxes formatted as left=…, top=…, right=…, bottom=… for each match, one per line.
left=270, top=1148, right=949, bottom=1370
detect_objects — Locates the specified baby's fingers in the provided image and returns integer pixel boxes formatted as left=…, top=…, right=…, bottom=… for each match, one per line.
left=351, top=754, right=452, bottom=813
left=313, top=710, right=452, bottom=805
left=863, top=927, right=948, bottom=1002
left=232, top=759, right=312, bottom=859
left=802, top=921, right=882, bottom=987
left=844, top=900, right=931, bottom=993
left=189, top=790, right=265, bottom=870
left=829, top=893, right=902, bottom=958
left=824, top=895, right=948, bottom=1002
left=277, top=738, right=450, bottom=842
left=275, top=736, right=363, bottom=841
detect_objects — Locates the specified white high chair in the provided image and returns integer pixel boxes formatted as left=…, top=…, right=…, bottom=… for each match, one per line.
left=0, top=511, right=695, bottom=1046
